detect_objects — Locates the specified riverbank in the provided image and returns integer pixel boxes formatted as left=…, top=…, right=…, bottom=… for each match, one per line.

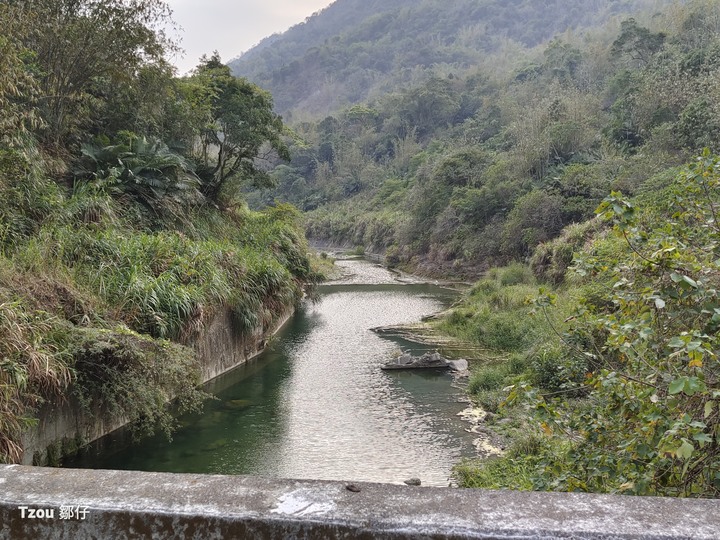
left=22, top=305, right=296, bottom=466
left=309, top=239, right=482, bottom=281
left=2, top=184, right=317, bottom=465
left=65, top=257, right=478, bottom=486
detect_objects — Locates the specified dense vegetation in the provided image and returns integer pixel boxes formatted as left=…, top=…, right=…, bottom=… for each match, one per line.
left=3, top=0, right=720, bottom=500
left=245, top=0, right=720, bottom=279
left=234, top=0, right=720, bottom=497
left=449, top=154, right=720, bottom=497
left=230, top=0, right=673, bottom=117
left=0, top=0, right=315, bottom=464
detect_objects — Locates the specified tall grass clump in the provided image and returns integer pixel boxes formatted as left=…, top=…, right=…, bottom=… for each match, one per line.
left=437, top=264, right=544, bottom=352
left=0, top=295, right=72, bottom=463
left=454, top=434, right=565, bottom=490
left=18, top=203, right=308, bottom=342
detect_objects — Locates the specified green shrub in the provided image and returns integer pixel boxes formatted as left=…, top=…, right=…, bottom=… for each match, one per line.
left=71, top=326, right=207, bottom=439
left=469, top=279, right=498, bottom=296
left=499, top=262, right=534, bottom=286
left=468, top=363, right=511, bottom=393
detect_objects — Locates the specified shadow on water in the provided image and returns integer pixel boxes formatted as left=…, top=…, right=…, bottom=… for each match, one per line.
left=64, top=259, right=477, bottom=486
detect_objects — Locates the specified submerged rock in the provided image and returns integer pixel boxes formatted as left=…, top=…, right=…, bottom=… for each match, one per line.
left=221, top=399, right=253, bottom=411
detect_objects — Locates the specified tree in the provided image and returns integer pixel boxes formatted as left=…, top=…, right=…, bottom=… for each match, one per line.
left=501, top=190, right=564, bottom=256
left=189, top=53, right=290, bottom=203
left=610, top=18, right=666, bottom=68
left=0, top=5, right=41, bottom=145
left=398, top=77, right=461, bottom=139
left=13, top=0, right=173, bottom=147
left=543, top=39, right=583, bottom=81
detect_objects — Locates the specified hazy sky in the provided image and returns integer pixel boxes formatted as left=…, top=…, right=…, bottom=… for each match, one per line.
left=164, top=0, right=335, bottom=74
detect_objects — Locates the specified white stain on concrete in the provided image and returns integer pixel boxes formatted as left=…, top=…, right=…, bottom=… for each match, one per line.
left=271, top=488, right=336, bottom=517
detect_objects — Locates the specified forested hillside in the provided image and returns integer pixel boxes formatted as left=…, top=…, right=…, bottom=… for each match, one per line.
left=246, top=0, right=720, bottom=277
left=232, top=0, right=720, bottom=497
left=0, top=1, right=316, bottom=464
left=229, top=0, right=674, bottom=117
left=235, top=0, right=720, bottom=497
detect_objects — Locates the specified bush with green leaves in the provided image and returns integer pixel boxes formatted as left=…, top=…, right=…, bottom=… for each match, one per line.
left=71, top=326, right=207, bottom=439
left=508, top=151, right=720, bottom=496
left=75, top=133, right=204, bottom=222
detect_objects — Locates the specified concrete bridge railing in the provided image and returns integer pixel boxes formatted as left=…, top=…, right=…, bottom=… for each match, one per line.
left=1, top=465, right=718, bottom=539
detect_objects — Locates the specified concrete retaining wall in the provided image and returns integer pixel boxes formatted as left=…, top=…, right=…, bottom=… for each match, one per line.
left=1, top=465, right=718, bottom=539
left=20, top=307, right=293, bottom=465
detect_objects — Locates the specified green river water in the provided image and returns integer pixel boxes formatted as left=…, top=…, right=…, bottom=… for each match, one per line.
left=64, top=258, right=478, bottom=487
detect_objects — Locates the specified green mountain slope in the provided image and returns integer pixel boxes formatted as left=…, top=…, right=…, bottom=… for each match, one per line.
left=229, top=0, right=673, bottom=117
left=244, top=0, right=720, bottom=277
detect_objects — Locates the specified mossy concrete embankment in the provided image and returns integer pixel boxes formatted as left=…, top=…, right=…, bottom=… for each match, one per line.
left=21, top=306, right=293, bottom=466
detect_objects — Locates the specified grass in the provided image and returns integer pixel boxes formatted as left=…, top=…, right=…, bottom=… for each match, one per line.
left=17, top=206, right=307, bottom=342
left=430, top=263, right=586, bottom=488
left=0, top=155, right=314, bottom=463
left=436, top=269, right=543, bottom=352
left=0, top=294, right=72, bottom=463
left=308, top=251, right=341, bottom=281
left=454, top=434, right=565, bottom=490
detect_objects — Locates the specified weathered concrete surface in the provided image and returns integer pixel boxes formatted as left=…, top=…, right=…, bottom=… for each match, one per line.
left=19, top=393, right=129, bottom=466
left=192, top=306, right=293, bottom=383
left=1, top=465, right=718, bottom=539
left=20, top=307, right=293, bottom=465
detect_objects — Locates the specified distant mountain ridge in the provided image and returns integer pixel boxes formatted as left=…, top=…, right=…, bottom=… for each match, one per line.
left=230, top=0, right=407, bottom=72
left=228, top=0, right=671, bottom=117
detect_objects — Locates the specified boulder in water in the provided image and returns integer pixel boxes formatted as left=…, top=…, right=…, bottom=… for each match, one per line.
left=381, top=351, right=449, bottom=370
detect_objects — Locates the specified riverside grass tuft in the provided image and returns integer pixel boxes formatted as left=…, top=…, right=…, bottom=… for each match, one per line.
left=432, top=262, right=581, bottom=488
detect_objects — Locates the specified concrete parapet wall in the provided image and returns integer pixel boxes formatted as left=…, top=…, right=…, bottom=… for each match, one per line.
left=1, top=465, right=718, bottom=539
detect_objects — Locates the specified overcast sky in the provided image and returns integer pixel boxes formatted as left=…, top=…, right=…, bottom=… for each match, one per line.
left=164, top=0, right=335, bottom=74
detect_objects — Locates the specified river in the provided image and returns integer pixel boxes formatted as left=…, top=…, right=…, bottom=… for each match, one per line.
left=64, top=257, right=477, bottom=487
